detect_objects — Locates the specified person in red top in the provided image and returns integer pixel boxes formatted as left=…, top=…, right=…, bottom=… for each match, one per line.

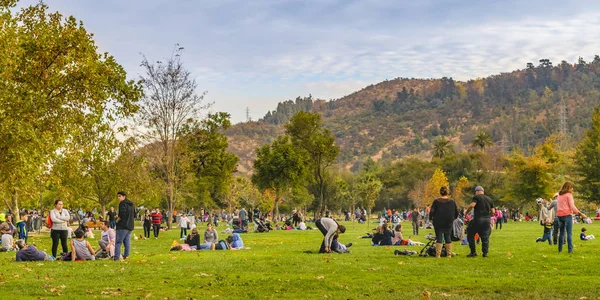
left=151, top=208, right=162, bottom=239
left=555, top=182, right=587, bottom=253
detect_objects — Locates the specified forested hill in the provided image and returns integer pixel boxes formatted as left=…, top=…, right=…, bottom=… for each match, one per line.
left=226, top=56, right=600, bottom=173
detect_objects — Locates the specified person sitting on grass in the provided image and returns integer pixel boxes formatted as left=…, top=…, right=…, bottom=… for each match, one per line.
left=580, top=228, right=595, bottom=240
left=96, top=221, right=115, bottom=259
left=0, top=222, right=16, bottom=252
left=377, top=223, right=395, bottom=246
left=536, top=217, right=553, bottom=245
left=297, top=221, right=307, bottom=230
left=16, top=239, right=55, bottom=261
left=331, top=233, right=352, bottom=253
left=185, top=228, right=201, bottom=250
left=391, top=224, right=425, bottom=246
left=229, top=233, right=245, bottom=250
left=71, top=229, right=95, bottom=261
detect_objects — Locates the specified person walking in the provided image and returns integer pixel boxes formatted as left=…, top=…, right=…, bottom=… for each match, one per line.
left=239, top=207, right=248, bottom=230
left=114, top=191, right=134, bottom=261
left=429, top=186, right=459, bottom=258
left=553, top=182, right=587, bottom=253
left=50, top=200, right=71, bottom=258
left=142, top=210, right=152, bottom=240
left=411, top=207, right=420, bottom=235
left=151, top=209, right=162, bottom=239
left=107, top=207, right=117, bottom=229
left=466, top=186, right=494, bottom=258
left=314, top=217, right=346, bottom=253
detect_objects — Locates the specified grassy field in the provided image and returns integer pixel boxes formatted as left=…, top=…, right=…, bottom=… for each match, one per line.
left=0, top=220, right=599, bottom=299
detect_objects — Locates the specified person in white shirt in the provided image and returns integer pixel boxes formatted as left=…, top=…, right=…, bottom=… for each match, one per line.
left=297, top=221, right=307, bottom=230
left=179, top=214, right=190, bottom=239
left=50, top=200, right=71, bottom=257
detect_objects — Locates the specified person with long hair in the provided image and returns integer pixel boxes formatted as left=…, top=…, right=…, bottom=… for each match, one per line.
left=50, top=200, right=71, bottom=258
left=430, top=186, right=460, bottom=258
left=554, top=182, right=587, bottom=253
left=142, top=210, right=152, bottom=240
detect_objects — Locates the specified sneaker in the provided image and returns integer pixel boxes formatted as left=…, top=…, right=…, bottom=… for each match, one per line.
left=536, top=238, right=541, bottom=243
left=482, top=253, right=488, bottom=258
left=345, top=243, right=353, bottom=248
left=394, top=250, right=400, bottom=256
left=466, top=252, right=478, bottom=258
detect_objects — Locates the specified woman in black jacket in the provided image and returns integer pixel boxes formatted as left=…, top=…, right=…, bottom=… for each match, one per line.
left=429, top=186, right=460, bottom=258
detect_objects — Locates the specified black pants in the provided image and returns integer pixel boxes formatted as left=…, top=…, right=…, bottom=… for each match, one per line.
left=552, top=219, right=560, bottom=245
left=434, top=226, right=452, bottom=244
left=467, top=218, right=491, bottom=255
left=143, top=224, right=151, bottom=238
left=495, top=217, right=503, bottom=230
left=51, top=229, right=68, bottom=257
left=315, top=219, right=326, bottom=236
left=180, top=227, right=187, bottom=238
left=153, top=224, right=160, bottom=238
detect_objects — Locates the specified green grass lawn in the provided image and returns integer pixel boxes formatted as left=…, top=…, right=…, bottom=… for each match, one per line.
left=1, top=220, right=599, bottom=299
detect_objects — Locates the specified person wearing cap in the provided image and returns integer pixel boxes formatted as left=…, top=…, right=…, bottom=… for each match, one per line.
left=465, top=186, right=495, bottom=258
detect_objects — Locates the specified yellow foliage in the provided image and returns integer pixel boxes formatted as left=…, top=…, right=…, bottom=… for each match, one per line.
left=454, top=176, right=470, bottom=207
left=423, top=168, right=449, bottom=206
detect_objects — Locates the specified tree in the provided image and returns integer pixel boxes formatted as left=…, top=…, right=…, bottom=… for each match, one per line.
left=408, top=180, right=426, bottom=208
left=0, top=1, right=141, bottom=218
left=183, top=112, right=239, bottom=210
left=137, top=46, right=208, bottom=228
left=471, top=130, right=494, bottom=151
left=285, top=111, right=339, bottom=216
left=252, top=135, right=308, bottom=218
left=454, top=176, right=470, bottom=207
left=423, top=168, right=449, bottom=206
left=432, top=137, right=454, bottom=159
left=356, top=174, right=382, bottom=226
left=575, top=107, right=600, bottom=202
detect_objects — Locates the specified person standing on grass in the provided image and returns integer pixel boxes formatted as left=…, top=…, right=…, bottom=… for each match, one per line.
left=151, top=208, right=162, bottom=238
left=411, top=207, right=420, bottom=235
left=179, top=214, right=189, bottom=239
left=50, top=200, right=71, bottom=258
left=466, top=186, right=494, bottom=258
left=546, top=194, right=560, bottom=245
left=107, top=207, right=117, bottom=229
left=315, top=217, right=346, bottom=253
left=429, top=186, right=460, bottom=258
left=554, top=182, right=587, bottom=253
left=142, top=210, right=152, bottom=240
left=114, top=191, right=134, bottom=261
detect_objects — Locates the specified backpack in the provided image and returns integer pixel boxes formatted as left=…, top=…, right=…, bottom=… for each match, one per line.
left=426, top=245, right=448, bottom=257
left=46, top=215, right=53, bottom=229
left=451, top=218, right=464, bottom=242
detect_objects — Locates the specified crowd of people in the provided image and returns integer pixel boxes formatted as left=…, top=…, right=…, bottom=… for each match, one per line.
left=0, top=181, right=595, bottom=263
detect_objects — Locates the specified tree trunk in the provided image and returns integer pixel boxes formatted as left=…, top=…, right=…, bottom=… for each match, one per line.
left=168, top=181, right=174, bottom=229
left=101, top=204, right=106, bottom=220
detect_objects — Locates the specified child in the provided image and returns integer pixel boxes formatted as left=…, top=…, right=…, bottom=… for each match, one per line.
left=17, top=212, right=28, bottom=244
left=580, top=228, right=595, bottom=240
left=536, top=217, right=553, bottom=245
left=71, top=229, right=95, bottom=261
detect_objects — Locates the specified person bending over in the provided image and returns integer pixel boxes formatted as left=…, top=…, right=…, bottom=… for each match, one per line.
left=315, top=217, right=346, bottom=253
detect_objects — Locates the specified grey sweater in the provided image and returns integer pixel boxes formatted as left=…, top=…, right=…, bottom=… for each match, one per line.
left=204, top=228, right=218, bottom=243
left=50, top=209, right=71, bottom=231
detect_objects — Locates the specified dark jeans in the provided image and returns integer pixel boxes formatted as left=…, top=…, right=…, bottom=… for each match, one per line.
left=411, top=221, right=419, bottom=235
left=153, top=224, right=160, bottom=238
left=495, top=217, right=503, bottom=230
left=540, top=231, right=552, bottom=245
left=143, top=224, right=151, bottom=238
left=434, top=226, right=452, bottom=244
left=467, top=218, right=491, bottom=255
left=180, top=227, right=187, bottom=238
left=558, top=215, right=573, bottom=253
left=109, top=220, right=116, bottom=229
left=50, top=229, right=68, bottom=257
left=315, top=219, right=327, bottom=236
left=114, top=229, right=132, bottom=260
left=552, top=218, right=559, bottom=244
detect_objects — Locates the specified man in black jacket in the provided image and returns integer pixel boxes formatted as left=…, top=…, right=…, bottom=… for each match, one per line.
left=114, top=191, right=135, bottom=261
left=466, top=186, right=495, bottom=258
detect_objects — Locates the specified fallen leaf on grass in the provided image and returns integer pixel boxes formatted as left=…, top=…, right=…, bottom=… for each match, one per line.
left=440, top=292, right=452, bottom=297
left=367, top=268, right=377, bottom=271
left=315, top=276, right=325, bottom=280
left=144, top=293, right=152, bottom=298
left=13, top=274, right=19, bottom=278
left=194, top=273, right=213, bottom=277
left=398, top=261, right=404, bottom=265
left=24, top=268, right=32, bottom=272
left=580, top=297, right=588, bottom=300
left=421, top=290, right=431, bottom=300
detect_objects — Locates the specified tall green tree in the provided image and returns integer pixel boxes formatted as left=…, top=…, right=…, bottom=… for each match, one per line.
left=356, top=174, right=382, bottom=227
left=285, top=111, right=339, bottom=216
left=575, top=107, right=600, bottom=202
left=0, top=1, right=141, bottom=217
left=432, top=137, right=454, bottom=159
left=471, top=130, right=494, bottom=151
left=252, top=135, right=308, bottom=218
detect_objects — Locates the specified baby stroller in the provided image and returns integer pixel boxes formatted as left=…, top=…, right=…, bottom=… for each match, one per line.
left=419, top=234, right=449, bottom=257
left=253, top=219, right=269, bottom=233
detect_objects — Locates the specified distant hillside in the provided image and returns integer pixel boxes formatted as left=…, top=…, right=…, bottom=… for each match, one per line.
left=226, top=56, right=600, bottom=173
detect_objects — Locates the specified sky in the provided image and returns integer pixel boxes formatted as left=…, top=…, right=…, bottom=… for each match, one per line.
left=19, top=0, right=600, bottom=123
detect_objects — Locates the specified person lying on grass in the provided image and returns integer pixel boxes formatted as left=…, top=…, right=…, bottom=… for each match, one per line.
left=71, top=229, right=95, bottom=261
left=331, top=233, right=352, bottom=253
left=229, top=233, right=244, bottom=250
left=580, top=228, right=595, bottom=240
left=15, top=239, right=55, bottom=261
left=359, top=226, right=380, bottom=239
